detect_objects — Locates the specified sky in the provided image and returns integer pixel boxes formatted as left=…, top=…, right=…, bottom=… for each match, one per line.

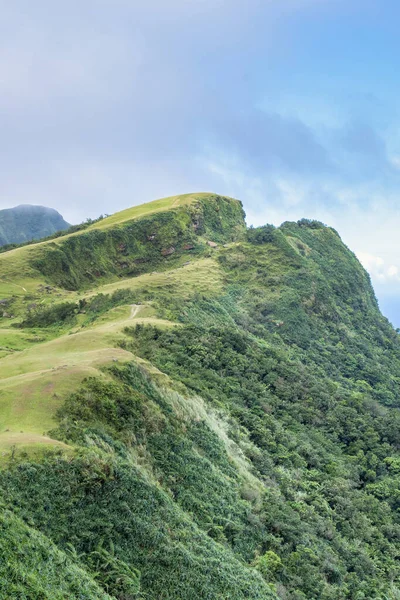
left=1, top=1, right=400, bottom=324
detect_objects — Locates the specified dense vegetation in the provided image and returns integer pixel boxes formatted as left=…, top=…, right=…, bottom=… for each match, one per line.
left=116, top=222, right=400, bottom=599
left=0, top=509, right=112, bottom=599
left=0, top=204, right=70, bottom=246
left=1, top=195, right=400, bottom=599
left=32, top=194, right=245, bottom=290
left=18, top=289, right=138, bottom=328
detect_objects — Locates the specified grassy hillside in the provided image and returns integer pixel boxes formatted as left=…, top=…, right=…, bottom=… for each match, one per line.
left=1, top=194, right=400, bottom=598
left=0, top=191, right=243, bottom=292
left=0, top=191, right=242, bottom=452
left=0, top=205, right=70, bottom=246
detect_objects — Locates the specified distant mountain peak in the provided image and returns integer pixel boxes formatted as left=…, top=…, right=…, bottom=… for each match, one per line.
left=0, top=204, right=70, bottom=246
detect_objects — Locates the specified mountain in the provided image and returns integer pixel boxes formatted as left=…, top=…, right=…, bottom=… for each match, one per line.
left=0, top=192, right=399, bottom=599
left=0, top=204, right=70, bottom=246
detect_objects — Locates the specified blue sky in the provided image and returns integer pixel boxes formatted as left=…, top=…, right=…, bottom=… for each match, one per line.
left=1, top=1, right=400, bottom=324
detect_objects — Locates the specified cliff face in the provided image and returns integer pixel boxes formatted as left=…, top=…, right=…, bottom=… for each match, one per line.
left=0, top=204, right=70, bottom=246
left=0, top=194, right=399, bottom=600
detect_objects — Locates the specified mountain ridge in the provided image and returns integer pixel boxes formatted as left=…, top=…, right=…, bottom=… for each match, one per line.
left=0, top=192, right=399, bottom=599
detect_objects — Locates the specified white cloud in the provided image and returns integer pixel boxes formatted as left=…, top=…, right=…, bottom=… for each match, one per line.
left=354, top=253, right=400, bottom=283
left=1, top=0, right=400, bottom=325
left=389, top=156, right=400, bottom=170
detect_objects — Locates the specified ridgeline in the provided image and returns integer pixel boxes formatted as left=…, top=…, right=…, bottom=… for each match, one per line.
left=0, top=192, right=399, bottom=599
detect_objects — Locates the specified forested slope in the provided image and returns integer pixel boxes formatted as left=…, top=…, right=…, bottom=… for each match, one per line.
left=0, top=205, right=70, bottom=246
left=0, top=193, right=399, bottom=599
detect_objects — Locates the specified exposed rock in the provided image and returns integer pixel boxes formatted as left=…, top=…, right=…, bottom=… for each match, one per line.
left=207, top=241, right=218, bottom=248
left=2, top=311, right=11, bottom=318
left=147, top=234, right=156, bottom=241
left=161, top=247, right=175, bottom=256
left=183, top=243, right=194, bottom=250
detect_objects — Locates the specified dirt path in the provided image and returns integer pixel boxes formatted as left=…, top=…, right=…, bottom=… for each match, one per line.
left=101, top=304, right=143, bottom=330
left=130, top=304, right=142, bottom=318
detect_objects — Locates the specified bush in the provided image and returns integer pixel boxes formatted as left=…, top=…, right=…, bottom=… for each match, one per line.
left=247, top=224, right=276, bottom=244
left=19, top=301, right=77, bottom=328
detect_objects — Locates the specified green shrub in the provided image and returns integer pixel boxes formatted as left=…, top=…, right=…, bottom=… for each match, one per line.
left=19, top=301, right=77, bottom=328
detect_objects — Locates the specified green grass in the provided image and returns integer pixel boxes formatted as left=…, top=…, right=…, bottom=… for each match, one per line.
left=1, top=203, right=400, bottom=598
left=0, top=251, right=224, bottom=451
left=88, top=192, right=209, bottom=230
left=0, top=327, right=133, bottom=441
left=0, top=192, right=215, bottom=295
left=85, top=256, right=224, bottom=299
left=0, top=328, right=50, bottom=358
left=0, top=301, right=181, bottom=448
left=0, top=194, right=238, bottom=452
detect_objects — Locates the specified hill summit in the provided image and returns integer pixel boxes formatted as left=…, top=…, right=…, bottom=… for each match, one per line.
left=0, top=204, right=70, bottom=246
left=0, top=192, right=399, bottom=599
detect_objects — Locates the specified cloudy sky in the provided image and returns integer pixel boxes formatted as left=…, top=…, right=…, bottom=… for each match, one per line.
left=2, top=1, right=400, bottom=323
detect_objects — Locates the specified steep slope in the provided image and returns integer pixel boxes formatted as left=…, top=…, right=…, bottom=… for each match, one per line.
left=0, top=192, right=243, bottom=293
left=0, top=195, right=400, bottom=599
left=0, top=204, right=70, bottom=246
left=0, top=510, right=113, bottom=599
left=0, top=193, right=244, bottom=451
